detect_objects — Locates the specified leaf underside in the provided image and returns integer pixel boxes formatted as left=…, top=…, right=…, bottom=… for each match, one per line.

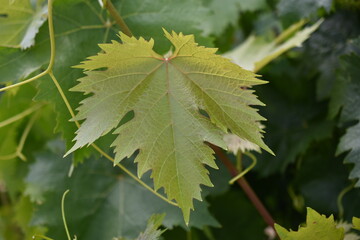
left=68, top=29, right=271, bottom=223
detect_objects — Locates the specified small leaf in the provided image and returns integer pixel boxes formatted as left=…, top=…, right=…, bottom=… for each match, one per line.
left=275, top=207, right=344, bottom=240
left=224, top=19, right=322, bottom=72
left=69, top=29, right=271, bottom=223
left=0, top=0, right=48, bottom=49
left=353, top=217, right=360, bottom=231
left=136, top=214, right=166, bottom=240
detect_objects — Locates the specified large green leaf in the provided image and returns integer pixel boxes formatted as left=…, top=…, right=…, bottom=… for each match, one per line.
left=26, top=140, right=219, bottom=239
left=275, top=207, right=344, bottom=240
left=68, top=30, right=271, bottom=222
left=0, top=0, right=47, bottom=49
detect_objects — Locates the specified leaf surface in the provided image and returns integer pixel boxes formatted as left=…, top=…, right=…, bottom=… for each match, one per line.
left=68, top=30, right=271, bottom=222
left=0, top=0, right=47, bottom=49
left=275, top=207, right=344, bottom=240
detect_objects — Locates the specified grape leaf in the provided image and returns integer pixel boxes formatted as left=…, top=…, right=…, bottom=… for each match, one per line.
left=68, top=30, right=271, bottom=223
left=275, top=207, right=344, bottom=240
left=26, top=140, right=219, bottom=239
left=0, top=0, right=47, bottom=49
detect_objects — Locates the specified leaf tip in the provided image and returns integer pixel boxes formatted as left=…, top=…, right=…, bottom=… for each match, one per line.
left=162, top=27, right=171, bottom=38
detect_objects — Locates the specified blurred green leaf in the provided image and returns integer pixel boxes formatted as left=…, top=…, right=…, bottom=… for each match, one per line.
left=0, top=0, right=47, bottom=49
left=331, top=39, right=360, bottom=186
left=224, top=19, right=322, bottom=72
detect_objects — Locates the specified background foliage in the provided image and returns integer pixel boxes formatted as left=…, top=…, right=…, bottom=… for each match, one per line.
left=0, top=0, right=360, bottom=239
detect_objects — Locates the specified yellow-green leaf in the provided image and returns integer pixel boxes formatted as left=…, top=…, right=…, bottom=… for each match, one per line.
left=353, top=217, right=360, bottom=231
left=68, top=29, right=271, bottom=223
left=275, top=207, right=345, bottom=240
left=0, top=0, right=47, bottom=49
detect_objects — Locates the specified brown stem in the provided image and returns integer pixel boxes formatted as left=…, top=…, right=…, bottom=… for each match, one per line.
left=104, top=0, right=132, bottom=37
left=210, top=144, right=276, bottom=229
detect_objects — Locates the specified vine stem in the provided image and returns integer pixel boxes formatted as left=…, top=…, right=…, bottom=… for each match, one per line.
left=104, top=0, right=132, bottom=37
left=62, top=190, right=72, bottom=240
left=16, top=111, right=39, bottom=161
left=229, top=152, right=257, bottom=185
left=32, top=235, right=54, bottom=240
left=337, top=181, right=355, bottom=219
left=210, top=144, right=276, bottom=229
